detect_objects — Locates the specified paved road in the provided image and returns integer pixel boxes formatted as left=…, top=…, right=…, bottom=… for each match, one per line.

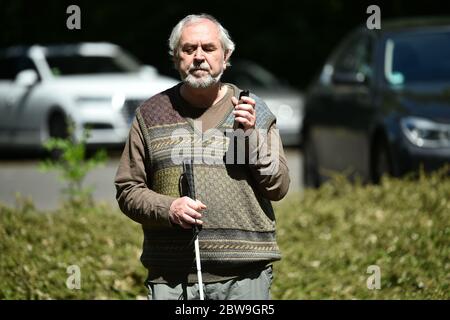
left=0, top=148, right=302, bottom=211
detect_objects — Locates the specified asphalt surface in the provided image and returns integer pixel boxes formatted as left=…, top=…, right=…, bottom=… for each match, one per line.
left=0, top=148, right=303, bottom=211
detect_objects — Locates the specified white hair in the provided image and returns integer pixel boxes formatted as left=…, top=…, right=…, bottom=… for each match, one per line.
left=168, top=14, right=235, bottom=65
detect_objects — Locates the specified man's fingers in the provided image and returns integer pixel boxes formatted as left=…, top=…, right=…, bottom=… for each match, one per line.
left=231, top=96, right=255, bottom=107
left=195, top=199, right=207, bottom=209
left=234, top=116, right=252, bottom=127
left=233, top=110, right=253, bottom=121
left=182, top=213, right=203, bottom=225
left=234, top=105, right=254, bottom=113
left=173, top=213, right=202, bottom=228
left=185, top=206, right=203, bottom=219
left=239, top=96, right=255, bottom=106
left=186, top=198, right=206, bottom=211
left=170, top=197, right=206, bottom=228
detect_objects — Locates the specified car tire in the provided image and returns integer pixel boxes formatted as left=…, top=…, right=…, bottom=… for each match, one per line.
left=49, top=113, right=69, bottom=139
left=371, top=139, right=394, bottom=184
left=48, top=113, right=69, bottom=159
left=303, top=135, right=321, bottom=188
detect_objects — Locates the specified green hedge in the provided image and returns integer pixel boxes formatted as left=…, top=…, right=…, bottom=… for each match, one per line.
left=0, top=201, right=146, bottom=299
left=273, top=168, right=450, bottom=299
left=1, top=168, right=449, bottom=299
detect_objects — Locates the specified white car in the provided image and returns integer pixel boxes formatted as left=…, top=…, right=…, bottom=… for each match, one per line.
left=0, top=42, right=178, bottom=150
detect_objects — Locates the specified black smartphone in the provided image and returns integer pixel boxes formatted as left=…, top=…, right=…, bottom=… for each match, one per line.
left=239, top=90, right=249, bottom=100
left=236, top=90, right=250, bottom=129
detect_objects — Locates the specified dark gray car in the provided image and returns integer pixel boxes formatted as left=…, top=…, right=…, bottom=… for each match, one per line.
left=301, top=17, right=450, bottom=187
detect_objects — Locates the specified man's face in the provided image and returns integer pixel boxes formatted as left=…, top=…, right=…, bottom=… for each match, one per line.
left=176, top=19, right=229, bottom=88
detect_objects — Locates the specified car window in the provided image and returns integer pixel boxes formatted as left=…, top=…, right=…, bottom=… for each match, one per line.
left=0, top=57, right=38, bottom=80
left=46, top=54, right=140, bottom=76
left=333, top=34, right=373, bottom=81
left=221, top=60, right=284, bottom=89
left=385, top=30, right=450, bottom=85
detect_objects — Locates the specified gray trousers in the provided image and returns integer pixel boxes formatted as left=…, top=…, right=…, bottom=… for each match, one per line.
left=146, top=265, right=273, bottom=300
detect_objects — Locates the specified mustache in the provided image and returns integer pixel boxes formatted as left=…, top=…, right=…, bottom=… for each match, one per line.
left=188, top=63, right=210, bottom=72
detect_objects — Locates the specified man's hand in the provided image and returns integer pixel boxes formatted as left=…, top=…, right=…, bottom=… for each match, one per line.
left=231, top=95, right=256, bottom=131
left=169, top=196, right=206, bottom=229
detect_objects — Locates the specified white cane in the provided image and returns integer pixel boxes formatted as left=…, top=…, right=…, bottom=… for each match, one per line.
left=182, top=159, right=205, bottom=300
left=194, top=232, right=204, bottom=300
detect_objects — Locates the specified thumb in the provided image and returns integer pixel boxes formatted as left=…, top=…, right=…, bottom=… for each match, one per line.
left=231, top=96, right=238, bottom=106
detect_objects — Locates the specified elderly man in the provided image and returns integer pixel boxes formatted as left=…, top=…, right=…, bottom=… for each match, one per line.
left=115, top=13, right=290, bottom=300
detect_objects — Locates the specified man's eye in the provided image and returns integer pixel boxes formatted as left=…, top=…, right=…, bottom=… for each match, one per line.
left=183, top=47, right=195, bottom=54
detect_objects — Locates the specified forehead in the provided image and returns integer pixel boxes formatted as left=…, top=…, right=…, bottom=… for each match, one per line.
left=179, top=19, right=221, bottom=45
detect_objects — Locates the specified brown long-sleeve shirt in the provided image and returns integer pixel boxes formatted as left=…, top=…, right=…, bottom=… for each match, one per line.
left=115, top=83, right=290, bottom=227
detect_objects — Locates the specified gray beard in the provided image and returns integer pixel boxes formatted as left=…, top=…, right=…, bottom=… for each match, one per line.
left=183, top=71, right=223, bottom=89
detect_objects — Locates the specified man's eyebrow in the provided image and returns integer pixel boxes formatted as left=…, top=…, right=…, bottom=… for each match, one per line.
left=181, top=42, right=217, bottom=47
left=181, top=43, right=196, bottom=47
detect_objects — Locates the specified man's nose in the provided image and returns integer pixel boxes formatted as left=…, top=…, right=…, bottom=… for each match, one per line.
left=194, top=47, right=205, bottom=61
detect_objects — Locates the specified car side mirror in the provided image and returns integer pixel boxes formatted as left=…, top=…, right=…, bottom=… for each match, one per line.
left=332, top=71, right=367, bottom=85
left=15, top=69, right=39, bottom=87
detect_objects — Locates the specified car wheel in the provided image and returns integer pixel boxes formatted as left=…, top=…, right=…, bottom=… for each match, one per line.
left=303, top=135, right=320, bottom=188
left=49, top=113, right=69, bottom=139
left=48, top=113, right=69, bottom=159
left=372, top=140, right=393, bottom=184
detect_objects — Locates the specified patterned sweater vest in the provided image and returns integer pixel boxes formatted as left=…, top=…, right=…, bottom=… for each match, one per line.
left=136, top=85, right=281, bottom=270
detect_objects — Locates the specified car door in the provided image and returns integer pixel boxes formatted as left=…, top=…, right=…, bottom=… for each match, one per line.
left=312, top=31, right=376, bottom=181
left=0, top=56, right=39, bottom=145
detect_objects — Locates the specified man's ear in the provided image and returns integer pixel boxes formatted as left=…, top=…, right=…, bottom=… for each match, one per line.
left=223, top=50, right=232, bottom=69
left=172, top=55, right=179, bottom=70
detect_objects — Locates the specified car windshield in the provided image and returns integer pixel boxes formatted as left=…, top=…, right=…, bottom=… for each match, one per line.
left=46, top=51, right=141, bottom=76
left=385, top=30, right=450, bottom=85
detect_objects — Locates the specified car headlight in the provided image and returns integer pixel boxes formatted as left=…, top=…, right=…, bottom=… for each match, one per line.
left=275, top=104, right=294, bottom=120
left=76, top=94, right=125, bottom=112
left=267, top=99, right=302, bottom=122
left=401, top=116, right=450, bottom=148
